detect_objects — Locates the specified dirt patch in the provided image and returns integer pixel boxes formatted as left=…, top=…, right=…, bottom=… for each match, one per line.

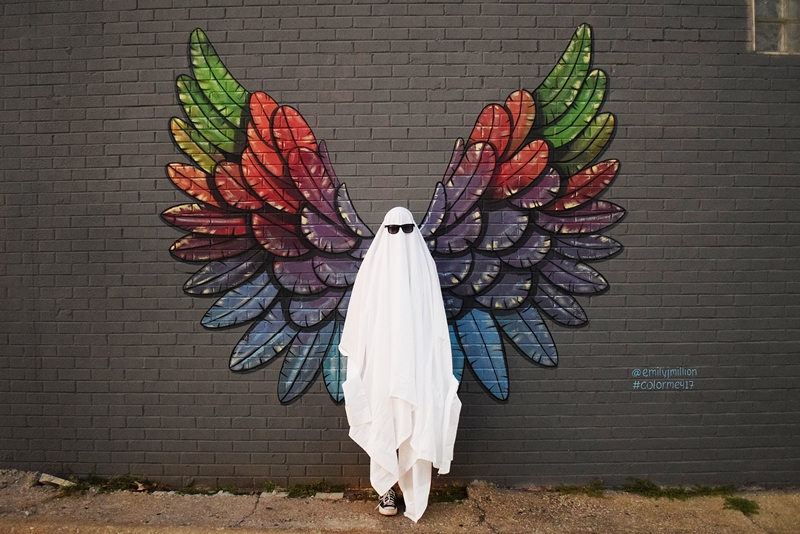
left=0, top=470, right=798, bottom=533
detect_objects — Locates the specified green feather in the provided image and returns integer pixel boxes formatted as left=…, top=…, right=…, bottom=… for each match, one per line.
left=177, top=74, right=241, bottom=154
left=189, top=29, right=249, bottom=130
left=538, top=69, right=606, bottom=149
left=170, top=117, right=224, bottom=174
left=534, top=24, right=593, bottom=125
left=550, top=112, right=615, bottom=176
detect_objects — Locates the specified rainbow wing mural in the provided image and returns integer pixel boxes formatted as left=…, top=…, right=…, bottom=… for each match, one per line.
left=162, top=25, right=624, bottom=403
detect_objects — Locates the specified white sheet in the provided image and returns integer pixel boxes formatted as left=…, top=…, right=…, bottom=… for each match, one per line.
left=339, top=207, right=461, bottom=522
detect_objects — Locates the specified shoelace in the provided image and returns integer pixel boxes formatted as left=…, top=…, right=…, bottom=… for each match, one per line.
left=378, top=490, right=396, bottom=508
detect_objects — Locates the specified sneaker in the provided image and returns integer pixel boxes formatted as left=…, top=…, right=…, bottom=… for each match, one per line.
left=377, top=488, right=397, bottom=516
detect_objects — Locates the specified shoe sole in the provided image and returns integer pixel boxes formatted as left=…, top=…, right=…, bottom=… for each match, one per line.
left=378, top=506, right=397, bottom=516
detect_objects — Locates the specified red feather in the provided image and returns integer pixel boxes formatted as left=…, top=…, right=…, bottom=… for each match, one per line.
left=468, top=104, right=512, bottom=159
left=287, top=147, right=337, bottom=221
left=166, top=163, right=220, bottom=207
left=249, top=92, right=279, bottom=138
left=504, top=90, right=536, bottom=156
left=247, top=123, right=285, bottom=178
left=214, top=161, right=264, bottom=211
left=162, top=204, right=249, bottom=236
left=489, top=140, right=549, bottom=200
left=241, top=147, right=304, bottom=213
left=170, top=234, right=256, bottom=262
left=272, top=106, right=317, bottom=155
left=547, top=160, right=619, bottom=211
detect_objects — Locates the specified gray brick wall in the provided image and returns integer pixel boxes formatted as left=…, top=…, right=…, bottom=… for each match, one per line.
left=1, top=0, right=799, bottom=489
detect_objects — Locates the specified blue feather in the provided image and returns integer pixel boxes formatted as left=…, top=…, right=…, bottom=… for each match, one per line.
left=201, top=272, right=279, bottom=328
left=229, top=305, right=299, bottom=371
left=322, top=316, right=346, bottom=403
left=278, top=319, right=335, bottom=403
left=456, top=309, right=508, bottom=400
left=495, top=304, right=558, bottom=366
left=448, top=323, right=466, bottom=383
left=183, top=249, right=266, bottom=295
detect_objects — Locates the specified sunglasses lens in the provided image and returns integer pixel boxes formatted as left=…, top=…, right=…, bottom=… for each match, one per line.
left=385, top=224, right=415, bottom=235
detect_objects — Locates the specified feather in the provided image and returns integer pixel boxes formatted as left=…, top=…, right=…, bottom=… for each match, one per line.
left=540, top=256, right=608, bottom=294
left=475, top=270, right=532, bottom=310
left=246, top=122, right=284, bottom=178
left=251, top=211, right=309, bottom=257
left=495, top=304, right=558, bottom=366
left=533, top=277, right=588, bottom=326
left=300, top=205, right=358, bottom=254
left=433, top=252, right=473, bottom=289
left=508, top=167, right=561, bottom=210
left=468, top=103, right=512, bottom=158
left=504, top=90, right=536, bottom=156
left=538, top=70, right=607, bottom=149
left=551, top=112, right=615, bottom=177
left=189, top=29, right=249, bottom=128
left=170, top=117, right=224, bottom=174
left=288, top=291, right=342, bottom=328
left=170, top=234, right=256, bottom=262
left=202, top=271, right=280, bottom=328
left=336, top=184, right=374, bottom=238
left=456, top=309, right=508, bottom=400
left=249, top=91, right=279, bottom=134
left=490, top=140, right=549, bottom=200
left=322, top=316, right=346, bottom=403
left=273, top=255, right=329, bottom=295
left=161, top=203, right=249, bottom=236
left=497, top=231, right=550, bottom=269
left=443, top=294, right=463, bottom=319
left=434, top=207, right=482, bottom=254
left=278, top=320, right=335, bottom=403
left=538, top=200, right=625, bottom=234
left=272, top=105, right=318, bottom=155
left=476, top=208, right=528, bottom=252
left=288, top=147, right=338, bottom=222
left=553, top=234, right=622, bottom=261
left=176, top=74, right=240, bottom=153
left=312, top=255, right=360, bottom=287
left=450, top=252, right=502, bottom=297
left=547, top=160, right=619, bottom=212
left=442, top=141, right=495, bottom=226
left=534, top=24, right=592, bottom=125
left=420, top=182, right=447, bottom=238
left=214, top=161, right=264, bottom=211
left=449, top=323, right=466, bottom=383
left=166, top=163, right=220, bottom=207
left=229, top=305, right=299, bottom=371
left=183, top=249, right=267, bottom=296
left=241, top=146, right=304, bottom=213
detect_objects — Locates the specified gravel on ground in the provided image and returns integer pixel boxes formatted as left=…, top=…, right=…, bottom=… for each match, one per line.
left=0, top=469, right=798, bottom=534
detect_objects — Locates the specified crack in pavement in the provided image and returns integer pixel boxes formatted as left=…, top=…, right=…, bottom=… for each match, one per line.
left=232, top=492, right=261, bottom=528
left=473, top=498, right=499, bottom=534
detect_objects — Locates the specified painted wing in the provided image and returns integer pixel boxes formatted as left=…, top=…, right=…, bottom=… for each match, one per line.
left=423, top=24, right=624, bottom=400
left=162, top=29, right=372, bottom=404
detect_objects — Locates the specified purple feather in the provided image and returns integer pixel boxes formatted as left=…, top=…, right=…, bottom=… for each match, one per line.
left=509, top=167, right=560, bottom=209
left=273, top=255, right=328, bottom=295
left=537, top=200, right=625, bottom=234
left=288, top=291, right=343, bottom=327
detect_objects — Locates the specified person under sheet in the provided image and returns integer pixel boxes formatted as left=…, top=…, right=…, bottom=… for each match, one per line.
left=339, top=206, right=462, bottom=522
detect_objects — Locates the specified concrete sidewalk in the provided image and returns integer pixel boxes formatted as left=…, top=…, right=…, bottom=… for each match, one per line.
left=0, top=470, right=798, bottom=533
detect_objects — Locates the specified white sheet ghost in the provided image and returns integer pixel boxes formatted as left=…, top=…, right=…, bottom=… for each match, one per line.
left=339, top=206, right=462, bottom=522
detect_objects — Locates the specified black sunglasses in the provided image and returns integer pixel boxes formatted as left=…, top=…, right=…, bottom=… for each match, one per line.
left=385, top=223, right=415, bottom=234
